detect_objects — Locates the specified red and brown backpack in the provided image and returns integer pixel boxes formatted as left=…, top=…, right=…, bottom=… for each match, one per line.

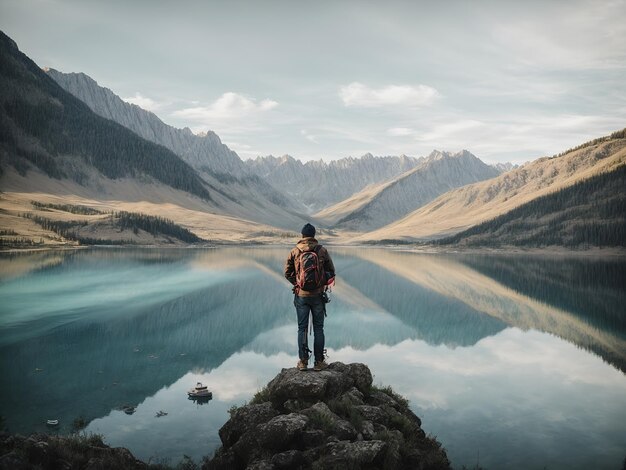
left=296, top=245, right=326, bottom=291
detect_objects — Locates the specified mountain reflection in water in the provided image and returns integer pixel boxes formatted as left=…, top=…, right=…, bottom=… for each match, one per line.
left=0, top=247, right=624, bottom=469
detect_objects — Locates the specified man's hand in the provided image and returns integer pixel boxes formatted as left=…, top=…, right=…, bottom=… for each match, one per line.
left=292, top=285, right=299, bottom=294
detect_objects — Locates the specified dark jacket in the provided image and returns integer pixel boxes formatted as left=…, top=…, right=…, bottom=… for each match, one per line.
left=284, top=237, right=335, bottom=297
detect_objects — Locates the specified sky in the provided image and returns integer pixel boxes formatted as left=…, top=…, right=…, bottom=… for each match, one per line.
left=1, top=0, right=625, bottom=163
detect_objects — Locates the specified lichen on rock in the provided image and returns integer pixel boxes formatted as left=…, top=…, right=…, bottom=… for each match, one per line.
left=204, top=362, right=450, bottom=470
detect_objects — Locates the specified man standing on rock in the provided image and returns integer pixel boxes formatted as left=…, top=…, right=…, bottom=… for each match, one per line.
left=284, top=223, right=335, bottom=372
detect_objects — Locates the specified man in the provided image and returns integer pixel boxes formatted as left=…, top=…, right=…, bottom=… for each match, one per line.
left=284, top=223, right=335, bottom=372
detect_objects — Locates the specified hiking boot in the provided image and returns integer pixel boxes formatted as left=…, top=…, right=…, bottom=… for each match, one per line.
left=313, top=360, right=328, bottom=371
left=297, top=359, right=308, bottom=371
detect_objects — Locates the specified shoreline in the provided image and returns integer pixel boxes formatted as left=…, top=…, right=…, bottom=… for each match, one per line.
left=2, top=241, right=625, bottom=258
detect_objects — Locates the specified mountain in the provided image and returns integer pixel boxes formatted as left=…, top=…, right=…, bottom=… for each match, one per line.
left=315, top=150, right=499, bottom=231
left=492, top=162, right=519, bottom=173
left=246, top=153, right=421, bottom=212
left=0, top=31, right=310, bottom=244
left=0, top=31, right=210, bottom=201
left=436, top=161, right=626, bottom=247
left=356, top=130, right=626, bottom=242
left=45, top=68, right=247, bottom=177
left=45, top=68, right=309, bottom=229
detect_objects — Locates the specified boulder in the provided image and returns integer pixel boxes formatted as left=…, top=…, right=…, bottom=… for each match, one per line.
left=219, top=402, right=280, bottom=447
left=318, top=439, right=387, bottom=467
left=270, top=449, right=304, bottom=469
left=355, top=404, right=389, bottom=425
left=256, top=414, right=309, bottom=451
left=343, top=386, right=365, bottom=405
left=267, top=367, right=354, bottom=407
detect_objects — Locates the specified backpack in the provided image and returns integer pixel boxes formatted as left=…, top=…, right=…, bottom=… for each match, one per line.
left=297, top=245, right=325, bottom=291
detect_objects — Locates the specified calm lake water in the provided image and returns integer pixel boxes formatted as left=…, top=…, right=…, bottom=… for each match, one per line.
left=1, top=247, right=625, bottom=469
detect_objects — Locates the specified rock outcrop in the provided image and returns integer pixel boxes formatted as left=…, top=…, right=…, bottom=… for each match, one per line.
left=0, top=432, right=147, bottom=470
left=204, top=362, right=450, bottom=470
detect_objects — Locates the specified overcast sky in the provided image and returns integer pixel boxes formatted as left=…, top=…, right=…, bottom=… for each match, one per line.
left=2, top=0, right=625, bottom=163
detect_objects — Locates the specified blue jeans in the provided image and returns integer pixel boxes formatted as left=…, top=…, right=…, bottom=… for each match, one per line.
left=294, top=294, right=325, bottom=362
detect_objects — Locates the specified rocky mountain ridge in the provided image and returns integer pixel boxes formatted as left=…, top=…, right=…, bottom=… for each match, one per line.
left=44, top=68, right=512, bottom=224
left=43, top=68, right=309, bottom=230
left=246, top=153, right=423, bottom=212
left=45, top=69, right=247, bottom=177
left=316, top=149, right=500, bottom=231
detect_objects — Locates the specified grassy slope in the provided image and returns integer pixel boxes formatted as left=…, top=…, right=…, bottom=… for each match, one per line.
left=436, top=163, right=626, bottom=247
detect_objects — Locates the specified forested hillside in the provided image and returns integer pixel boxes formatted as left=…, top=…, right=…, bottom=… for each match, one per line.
left=0, top=31, right=211, bottom=201
left=436, top=164, right=626, bottom=247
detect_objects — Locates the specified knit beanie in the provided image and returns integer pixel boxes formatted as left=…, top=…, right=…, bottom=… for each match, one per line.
left=301, top=223, right=316, bottom=238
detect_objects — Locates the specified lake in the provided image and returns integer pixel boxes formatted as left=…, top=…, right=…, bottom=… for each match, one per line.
left=0, top=247, right=625, bottom=469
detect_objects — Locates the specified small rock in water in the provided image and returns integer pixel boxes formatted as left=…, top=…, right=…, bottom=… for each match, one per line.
left=155, top=410, right=168, bottom=418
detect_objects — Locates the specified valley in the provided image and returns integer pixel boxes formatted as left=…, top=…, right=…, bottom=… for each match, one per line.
left=1, top=30, right=624, bottom=252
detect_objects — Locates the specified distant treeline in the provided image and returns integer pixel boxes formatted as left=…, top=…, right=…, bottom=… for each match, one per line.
left=25, top=214, right=88, bottom=243
left=437, top=164, right=626, bottom=247
left=26, top=215, right=88, bottom=233
left=551, top=127, right=626, bottom=159
left=0, top=237, right=45, bottom=247
left=114, top=211, right=202, bottom=243
left=24, top=211, right=203, bottom=245
left=0, top=35, right=211, bottom=201
left=31, top=201, right=103, bottom=215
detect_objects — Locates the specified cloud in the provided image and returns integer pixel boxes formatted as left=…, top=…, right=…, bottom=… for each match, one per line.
left=416, top=119, right=485, bottom=142
left=339, top=82, right=439, bottom=108
left=387, top=127, right=414, bottom=137
left=122, top=92, right=164, bottom=112
left=490, top=3, right=626, bottom=72
left=300, top=129, right=319, bottom=144
left=172, top=92, right=278, bottom=123
left=410, top=114, right=625, bottom=162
